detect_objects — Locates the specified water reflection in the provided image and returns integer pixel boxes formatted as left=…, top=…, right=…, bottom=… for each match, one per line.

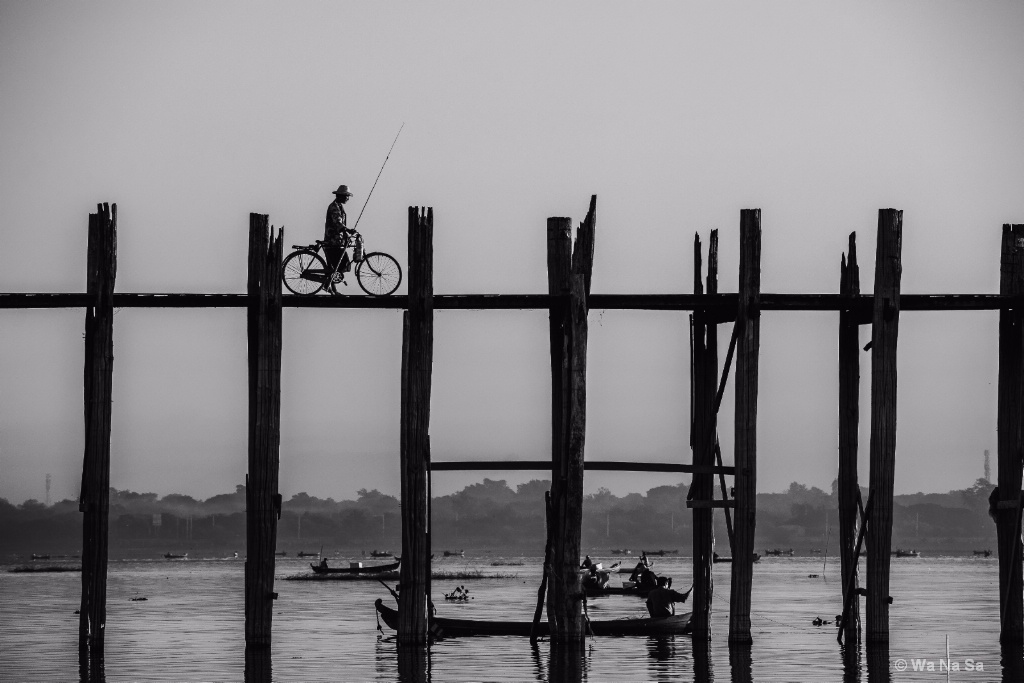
left=728, top=643, right=752, bottom=683
left=1001, top=643, right=1023, bottom=683
left=693, top=638, right=713, bottom=683
left=646, top=635, right=676, bottom=662
left=397, top=644, right=430, bottom=683
left=865, top=641, right=890, bottom=683
left=78, top=642, right=105, bottom=683
left=841, top=640, right=862, bottom=683
left=547, top=641, right=586, bottom=682
left=243, top=646, right=272, bottom=683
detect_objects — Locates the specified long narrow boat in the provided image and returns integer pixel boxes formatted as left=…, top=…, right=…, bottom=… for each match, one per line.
left=310, top=560, right=400, bottom=575
left=374, top=599, right=691, bottom=637
left=584, top=583, right=652, bottom=598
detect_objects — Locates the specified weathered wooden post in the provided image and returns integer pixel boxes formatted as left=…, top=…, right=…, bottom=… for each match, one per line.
left=397, top=207, right=433, bottom=644
left=244, top=213, right=284, bottom=649
left=689, top=231, right=719, bottom=641
left=79, top=203, right=117, bottom=666
left=996, top=223, right=1024, bottom=646
left=865, top=208, right=902, bottom=643
left=838, top=232, right=863, bottom=644
left=729, top=209, right=760, bottom=644
left=545, top=197, right=595, bottom=642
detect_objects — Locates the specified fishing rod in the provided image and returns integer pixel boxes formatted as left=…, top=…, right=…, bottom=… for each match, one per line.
left=352, top=122, right=404, bottom=231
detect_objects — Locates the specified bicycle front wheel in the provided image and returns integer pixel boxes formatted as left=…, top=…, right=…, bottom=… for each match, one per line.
left=356, top=252, right=403, bottom=296
left=282, top=250, right=328, bottom=295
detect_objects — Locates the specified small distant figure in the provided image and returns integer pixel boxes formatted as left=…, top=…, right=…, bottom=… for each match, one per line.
left=324, top=184, right=359, bottom=281
left=645, top=576, right=691, bottom=618
left=580, top=555, right=593, bottom=570
left=319, top=557, right=329, bottom=569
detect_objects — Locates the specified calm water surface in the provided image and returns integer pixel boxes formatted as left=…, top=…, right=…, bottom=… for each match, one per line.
left=0, top=554, right=1016, bottom=681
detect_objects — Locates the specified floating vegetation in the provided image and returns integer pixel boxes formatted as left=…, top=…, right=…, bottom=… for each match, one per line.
left=444, top=585, right=472, bottom=601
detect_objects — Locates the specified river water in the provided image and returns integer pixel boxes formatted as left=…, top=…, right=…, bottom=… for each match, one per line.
left=0, top=554, right=1017, bottom=681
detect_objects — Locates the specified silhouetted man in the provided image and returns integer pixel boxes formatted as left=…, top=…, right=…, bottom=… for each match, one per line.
left=645, top=576, right=691, bottom=618
left=324, top=184, right=356, bottom=279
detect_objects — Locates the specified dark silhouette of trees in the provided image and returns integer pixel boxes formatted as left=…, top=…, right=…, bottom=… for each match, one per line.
left=0, top=477, right=999, bottom=556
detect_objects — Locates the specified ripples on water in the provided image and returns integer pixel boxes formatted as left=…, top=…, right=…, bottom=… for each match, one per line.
left=0, top=555, right=1014, bottom=681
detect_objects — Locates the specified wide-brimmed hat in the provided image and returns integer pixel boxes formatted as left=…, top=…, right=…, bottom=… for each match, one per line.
left=333, top=184, right=353, bottom=196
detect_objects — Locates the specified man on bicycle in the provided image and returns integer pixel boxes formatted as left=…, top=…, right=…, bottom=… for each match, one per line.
left=324, top=184, right=359, bottom=282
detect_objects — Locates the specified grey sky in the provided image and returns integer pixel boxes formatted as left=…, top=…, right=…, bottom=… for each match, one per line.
left=1, top=1, right=1022, bottom=504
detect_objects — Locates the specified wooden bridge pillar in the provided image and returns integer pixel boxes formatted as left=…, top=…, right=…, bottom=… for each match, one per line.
left=996, top=223, right=1024, bottom=646
left=865, top=208, right=902, bottom=643
left=244, top=213, right=284, bottom=648
left=397, top=207, right=434, bottom=645
left=729, top=209, right=761, bottom=644
left=79, top=203, right=117, bottom=670
left=689, top=230, right=719, bottom=640
left=545, top=197, right=595, bottom=643
left=837, top=232, right=863, bottom=645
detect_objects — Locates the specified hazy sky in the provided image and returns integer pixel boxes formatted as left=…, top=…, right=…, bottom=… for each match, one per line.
left=1, top=1, right=1023, bottom=505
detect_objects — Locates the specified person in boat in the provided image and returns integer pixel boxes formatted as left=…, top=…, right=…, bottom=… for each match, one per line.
left=324, top=184, right=359, bottom=285
left=319, top=557, right=329, bottom=569
left=581, top=564, right=609, bottom=591
left=629, top=553, right=653, bottom=585
left=645, top=576, right=691, bottom=618
left=580, top=555, right=593, bottom=570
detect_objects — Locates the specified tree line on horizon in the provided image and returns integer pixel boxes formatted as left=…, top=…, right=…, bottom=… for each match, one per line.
left=0, top=477, right=997, bottom=556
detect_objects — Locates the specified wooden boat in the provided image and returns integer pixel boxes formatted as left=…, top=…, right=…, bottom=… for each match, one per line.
left=893, top=549, right=920, bottom=558
left=584, top=582, right=652, bottom=598
left=443, top=550, right=465, bottom=557
left=163, top=552, right=188, bottom=560
left=310, top=559, right=400, bottom=575
left=30, top=553, right=51, bottom=560
left=374, top=599, right=691, bottom=637
left=973, top=549, right=992, bottom=557
left=296, top=551, right=318, bottom=558
left=713, top=552, right=761, bottom=564
left=763, top=548, right=794, bottom=556
left=370, top=550, right=393, bottom=558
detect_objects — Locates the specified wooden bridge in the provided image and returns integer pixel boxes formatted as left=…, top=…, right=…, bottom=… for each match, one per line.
left=4, top=199, right=1023, bottom=673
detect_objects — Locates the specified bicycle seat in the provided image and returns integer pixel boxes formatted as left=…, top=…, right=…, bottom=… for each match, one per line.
left=290, top=242, right=322, bottom=250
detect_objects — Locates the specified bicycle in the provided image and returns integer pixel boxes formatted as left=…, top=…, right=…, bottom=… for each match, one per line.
left=281, top=233, right=403, bottom=297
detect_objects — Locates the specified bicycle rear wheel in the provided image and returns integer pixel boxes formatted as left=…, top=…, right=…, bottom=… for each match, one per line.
left=282, top=250, right=328, bottom=295
left=356, top=252, right=402, bottom=296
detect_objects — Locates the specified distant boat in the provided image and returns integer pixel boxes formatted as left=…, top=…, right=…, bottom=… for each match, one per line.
left=30, top=554, right=51, bottom=561
left=369, top=550, right=393, bottom=558
left=642, top=549, right=678, bottom=556
left=297, top=551, right=318, bottom=558
left=275, top=551, right=287, bottom=556
left=713, top=552, right=761, bottom=564
left=893, top=549, right=920, bottom=558
left=310, top=559, right=400, bottom=575
left=163, top=552, right=188, bottom=560
left=443, top=550, right=465, bottom=557
left=610, top=549, right=632, bottom=555
left=375, top=599, right=691, bottom=637
left=973, top=550, right=992, bottom=557
left=763, top=549, right=794, bottom=557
